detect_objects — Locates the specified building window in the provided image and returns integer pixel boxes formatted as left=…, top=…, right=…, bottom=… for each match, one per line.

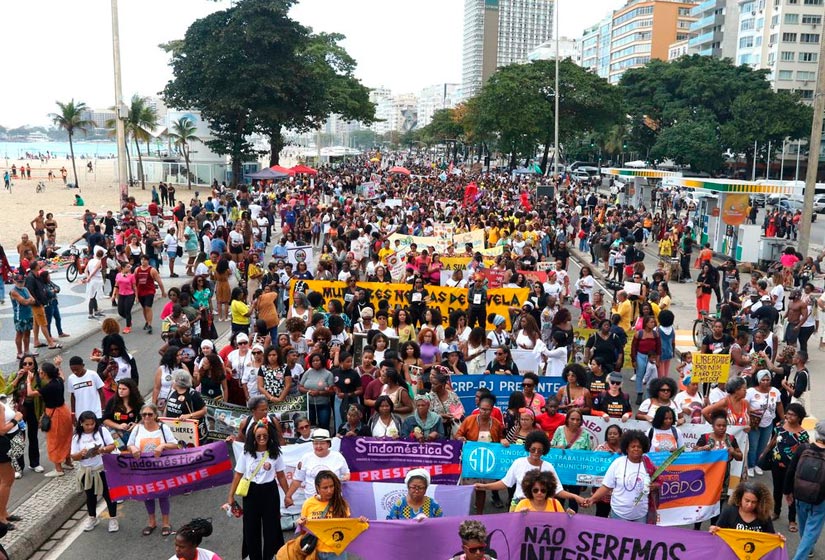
left=788, top=0, right=798, bottom=4
left=798, top=70, right=817, bottom=80
left=800, top=51, right=818, bottom=61
left=798, top=89, right=814, bottom=99
left=802, top=14, right=823, bottom=24
left=800, top=32, right=820, bottom=42
left=781, top=50, right=796, bottom=60
left=785, top=13, right=800, bottom=24
left=782, top=32, right=798, bottom=41
left=803, top=0, right=823, bottom=5
left=778, top=70, right=794, bottom=80
left=742, top=18, right=756, bottom=30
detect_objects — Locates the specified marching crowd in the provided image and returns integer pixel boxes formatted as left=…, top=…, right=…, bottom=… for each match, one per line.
left=0, top=153, right=822, bottom=560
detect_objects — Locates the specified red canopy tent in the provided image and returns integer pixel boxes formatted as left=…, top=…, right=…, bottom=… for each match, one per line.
left=270, top=165, right=295, bottom=176
left=290, top=164, right=318, bottom=176
left=388, top=166, right=411, bottom=176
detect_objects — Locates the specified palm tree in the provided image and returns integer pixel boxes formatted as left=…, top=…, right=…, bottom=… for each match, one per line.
left=124, top=95, right=159, bottom=190
left=168, top=117, right=200, bottom=190
left=50, top=100, right=92, bottom=189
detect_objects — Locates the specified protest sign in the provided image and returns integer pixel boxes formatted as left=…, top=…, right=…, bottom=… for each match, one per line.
left=692, top=352, right=731, bottom=383
left=339, top=437, right=463, bottom=484
left=204, top=395, right=308, bottom=440
left=581, top=415, right=749, bottom=491
left=388, top=233, right=449, bottom=253
left=479, top=245, right=505, bottom=256
left=451, top=374, right=564, bottom=418
left=461, top=441, right=618, bottom=485
left=482, top=349, right=542, bottom=376
left=345, top=512, right=788, bottom=560
left=453, top=229, right=485, bottom=250
left=290, top=280, right=528, bottom=330
left=440, top=257, right=495, bottom=271
left=355, top=181, right=378, bottom=198
left=649, top=449, right=728, bottom=525
left=103, top=441, right=232, bottom=501
left=286, top=245, right=313, bottom=268
left=478, top=269, right=506, bottom=289
left=342, top=481, right=473, bottom=520
left=305, top=518, right=369, bottom=555
left=158, top=417, right=199, bottom=447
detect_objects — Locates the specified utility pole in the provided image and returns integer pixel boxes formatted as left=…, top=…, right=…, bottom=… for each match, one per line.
left=111, top=0, right=128, bottom=202
left=554, top=0, right=560, bottom=181
left=799, top=31, right=825, bottom=256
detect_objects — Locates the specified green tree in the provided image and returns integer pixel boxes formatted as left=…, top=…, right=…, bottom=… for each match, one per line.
left=50, top=99, right=92, bottom=189
left=650, top=117, right=724, bottom=174
left=168, top=117, right=201, bottom=190
left=163, top=0, right=374, bottom=182
left=621, top=55, right=812, bottom=173
left=465, top=59, right=623, bottom=171
left=125, top=95, right=159, bottom=190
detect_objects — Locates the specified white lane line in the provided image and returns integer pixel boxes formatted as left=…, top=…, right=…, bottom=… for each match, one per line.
left=42, top=501, right=107, bottom=560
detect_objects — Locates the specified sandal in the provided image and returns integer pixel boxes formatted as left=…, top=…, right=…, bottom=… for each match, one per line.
left=789, top=522, right=798, bottom=533
left=34, top=344, right=47, bottom=349
left=47, top=344, right=63, bottom=349
left=16, top=354, right=23, bottom=360
left=142, top=526, right=156, bottom=536
left=161, top=526, right=174, bottom=537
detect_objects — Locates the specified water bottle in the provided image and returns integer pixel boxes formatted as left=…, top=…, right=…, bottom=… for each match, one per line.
left=17, top=420, right=26, bottom=431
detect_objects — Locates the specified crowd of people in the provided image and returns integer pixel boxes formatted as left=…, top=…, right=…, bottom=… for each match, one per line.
left=0, top=152, right=821, bottom=560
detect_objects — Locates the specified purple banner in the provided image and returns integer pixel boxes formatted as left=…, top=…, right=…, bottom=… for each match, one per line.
left=346, top=512, right=788, bottom=560
left=339, top=437, right=463, bottom=484
left=103, top=442, right=233, bottom=501
left=342, top=481, right=473, bottom=519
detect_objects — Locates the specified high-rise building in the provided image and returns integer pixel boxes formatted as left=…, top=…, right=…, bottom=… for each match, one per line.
left=461, top=0, right=555, bottom=99
left=368, top=89, right=419, bottom=134
left=735, top=0, right=825, bottom=102
left=687, top=0, right=740, bottom=59
left=579, top=1, right=698, bottom=83
left=417, top=84, right=461, bottom=128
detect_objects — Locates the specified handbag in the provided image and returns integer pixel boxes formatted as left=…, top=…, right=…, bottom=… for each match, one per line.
left=176, top=245, right=183, bottom=258
left=757, top=448, right=774, bottom=471
left=235, top=451, right=268, bottom=497
left=39, top=409, right=55, bottom=432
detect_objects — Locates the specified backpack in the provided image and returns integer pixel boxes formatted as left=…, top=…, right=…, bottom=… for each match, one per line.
left=793, top=445, right=825, bottom=503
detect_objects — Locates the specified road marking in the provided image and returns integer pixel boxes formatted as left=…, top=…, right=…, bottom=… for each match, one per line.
left=42, top=501, right=107, bottom=560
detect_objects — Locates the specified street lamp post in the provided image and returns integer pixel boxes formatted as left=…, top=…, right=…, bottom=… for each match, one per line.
left=111, top=0, right=128, bottom=202
left=553, top=0, right=560, bottom=180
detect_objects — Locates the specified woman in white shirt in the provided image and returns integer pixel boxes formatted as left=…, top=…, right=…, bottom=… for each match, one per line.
left=127, top=404, right=179, bottom=537
left=70, top=411, right=118, bottom=532
left=163, top=227, right=179, bottom=278
left=588, top=430, right=652, bottom=522
left=225, top=421, right=289, bottom=560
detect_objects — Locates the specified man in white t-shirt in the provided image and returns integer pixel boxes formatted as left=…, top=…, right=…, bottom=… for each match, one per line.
left=67, top=356, right=105, bottom=419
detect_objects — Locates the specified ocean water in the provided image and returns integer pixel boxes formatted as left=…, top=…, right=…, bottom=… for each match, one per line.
left=0, top=141, right=119, bottom=159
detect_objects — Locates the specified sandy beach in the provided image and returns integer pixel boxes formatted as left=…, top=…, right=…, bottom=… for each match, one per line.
left=1, top=157, right=211, bottom=252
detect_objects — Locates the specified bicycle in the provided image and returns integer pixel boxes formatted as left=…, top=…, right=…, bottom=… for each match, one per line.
left=66, top=245, right=89, bottom=283
left=692, top=309, right=748, bottom=348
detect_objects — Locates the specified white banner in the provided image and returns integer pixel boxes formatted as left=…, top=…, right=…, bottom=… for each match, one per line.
left=483, top=348, right=542, bottom=376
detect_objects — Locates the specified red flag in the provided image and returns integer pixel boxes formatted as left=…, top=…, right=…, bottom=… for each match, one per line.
left=520, top=191, right=532, bottom=212
left=463, top=182, right=478, bottom=207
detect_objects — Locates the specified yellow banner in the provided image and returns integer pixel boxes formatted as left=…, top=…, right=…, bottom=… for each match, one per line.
left=714, top=528, right=784, bottom=560
left=305, top=518, right=369, bottom=554
left=291, top=280, right=528, bottom=330
left=692, top=352, right=731, bottom=383
left=479, top=245, right=505, bottom=256
left=441, top=257, right=496, bottom=271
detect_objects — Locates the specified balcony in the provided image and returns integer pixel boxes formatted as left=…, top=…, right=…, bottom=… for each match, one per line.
left=690, top=13, right=723, bottom=32
left=689, top=30, right=721, bottom=47
left=691, top=0, right=720, bottom=16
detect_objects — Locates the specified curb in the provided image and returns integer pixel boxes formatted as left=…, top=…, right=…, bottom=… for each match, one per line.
left=5, top=475, right=85, bottom=560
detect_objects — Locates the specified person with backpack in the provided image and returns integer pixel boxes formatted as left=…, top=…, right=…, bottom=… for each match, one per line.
left=784, top=420, right=825, bottom=560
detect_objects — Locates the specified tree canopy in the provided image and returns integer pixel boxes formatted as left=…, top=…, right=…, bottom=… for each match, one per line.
left=621, top=55, right=812, bottom=173
left=162, top=0, right=374, bottom=181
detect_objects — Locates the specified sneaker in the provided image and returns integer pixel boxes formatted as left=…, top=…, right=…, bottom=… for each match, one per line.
left=13, top=472, right=21, bottom=480
left=123, top=327, right=131, bottom=334
left=747, top=468, right=755, bottom=478
left=636, top=393, right=644, bottom=405
left=630, top=374, right=637, bottom=381
left=31, top=466, right=44, bottom=473
left=147, top=326, right=153, bottom=335
left=44, top=470, right=64, bottom=478
left=143, top=324, right=149, bottom=331
left=108, top=518, right=119, bottom=533
left=88, top=315, right=96, bottom=320
left=94, top=312, right=105, bottom=317
left=754, top=466, right=764, bottom=476
left=83, top=516, right=99, bottom=532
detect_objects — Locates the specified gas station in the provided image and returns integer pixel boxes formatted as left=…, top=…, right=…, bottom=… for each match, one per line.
left=601, top=168, right=805, bottom=268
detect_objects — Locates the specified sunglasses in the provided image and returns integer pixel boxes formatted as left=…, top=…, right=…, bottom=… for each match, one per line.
left=464, top=545, right=486, bottom=554
left=523, top=383, right=535, bottom=388
left=252, top=351, right=263, bottom=355
left=609, top=380, right=622, bottom=385
left=22, top=361, right=34, bottom=366
left=531, top=487, right=548, bottom=494
left=238, top=341, right=249, bottom=345
left=141, top=412, right=155, bottom=418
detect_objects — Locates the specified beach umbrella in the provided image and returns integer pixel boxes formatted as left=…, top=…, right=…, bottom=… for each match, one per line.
left=388, top=166, right=411, bottom=176
left=247, top=168, right=287, bottom=179
left=270, top=165, right=295, bottom=176
left=290, top=164, right=318, bottom=175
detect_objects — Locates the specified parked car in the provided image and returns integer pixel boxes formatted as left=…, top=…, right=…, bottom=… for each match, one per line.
left=777, top=198, right=817, bottom=221
left=814, top=194, right=825, bottom=213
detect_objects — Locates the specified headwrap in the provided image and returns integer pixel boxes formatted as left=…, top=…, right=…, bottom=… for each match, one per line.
left=492, top=314, right=506, bottom=326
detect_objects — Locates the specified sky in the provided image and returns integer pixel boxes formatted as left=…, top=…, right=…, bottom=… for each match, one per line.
left=0, top=0, right=623, bottom=128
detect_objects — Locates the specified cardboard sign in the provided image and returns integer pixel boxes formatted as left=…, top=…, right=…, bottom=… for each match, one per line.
left=692, top=352, right=731, bottom=383
left=158, top=417, right=200, bottom=447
